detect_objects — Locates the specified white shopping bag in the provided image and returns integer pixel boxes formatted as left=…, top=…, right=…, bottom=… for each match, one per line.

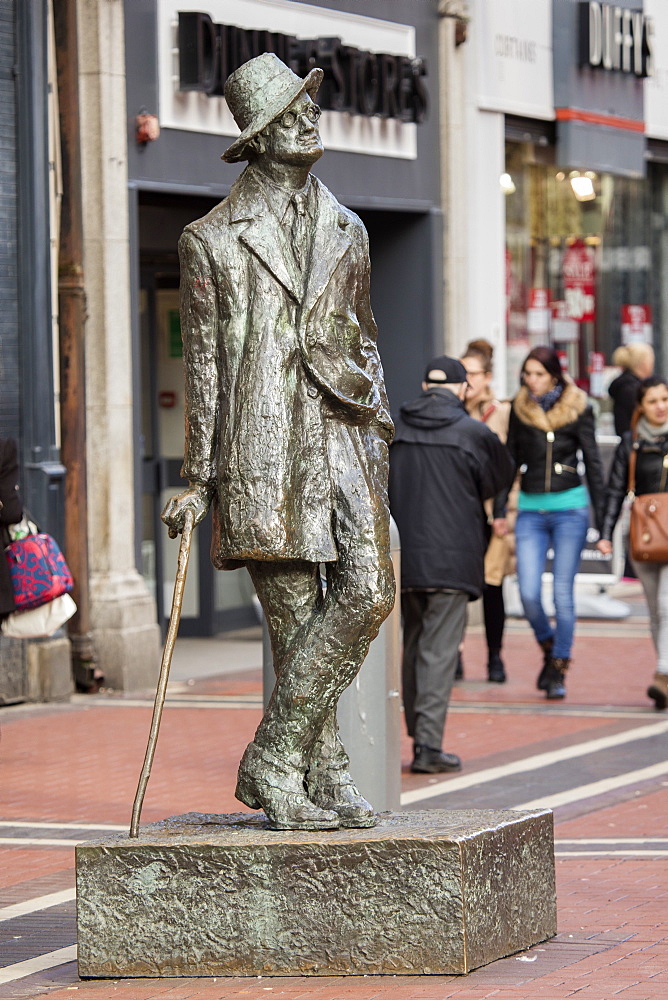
left=2, top=593, right=77, bottom=639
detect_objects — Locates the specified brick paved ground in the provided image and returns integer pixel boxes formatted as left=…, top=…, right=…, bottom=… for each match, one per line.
left=2, top=601, right=667, bottom=999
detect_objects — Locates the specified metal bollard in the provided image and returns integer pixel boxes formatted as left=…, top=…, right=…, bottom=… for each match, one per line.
left=261, top=518, right=402, bottom=812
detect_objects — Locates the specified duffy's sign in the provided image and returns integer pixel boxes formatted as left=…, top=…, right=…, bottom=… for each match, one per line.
left=579, top=1, right=653, bottom=77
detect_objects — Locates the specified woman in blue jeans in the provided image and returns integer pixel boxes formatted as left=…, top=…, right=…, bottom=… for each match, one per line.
left=503, top=347, right=605, bottom=699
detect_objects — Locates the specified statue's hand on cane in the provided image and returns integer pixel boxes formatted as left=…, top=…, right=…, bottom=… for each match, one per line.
left=161, top=483, right=212, bottom=538
left=131, top=483, right=210, bottom=838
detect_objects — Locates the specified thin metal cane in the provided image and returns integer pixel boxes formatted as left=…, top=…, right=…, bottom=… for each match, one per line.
left=130, top=508, right=195, bottom=838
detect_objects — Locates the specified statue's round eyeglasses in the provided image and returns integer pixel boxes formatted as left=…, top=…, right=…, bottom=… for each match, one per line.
left=275, top=104, right=321, bottom=129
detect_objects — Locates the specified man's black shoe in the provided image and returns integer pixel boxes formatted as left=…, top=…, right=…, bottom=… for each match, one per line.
left=411, top=745, right=462, bottom=774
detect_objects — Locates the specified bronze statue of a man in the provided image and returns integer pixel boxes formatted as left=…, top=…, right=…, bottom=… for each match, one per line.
left=162, top=53, right=395, bottom=831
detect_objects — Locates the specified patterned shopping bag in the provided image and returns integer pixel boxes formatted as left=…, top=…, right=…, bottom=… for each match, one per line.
left=5, top=532, right=74, bottom=611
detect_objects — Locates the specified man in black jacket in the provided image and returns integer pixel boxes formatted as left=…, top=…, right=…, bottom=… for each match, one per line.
left=389, top=357, right=515, bottom=773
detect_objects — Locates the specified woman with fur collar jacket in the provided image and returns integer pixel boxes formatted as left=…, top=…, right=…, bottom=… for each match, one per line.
left=504, top=347, right=605, bottom=700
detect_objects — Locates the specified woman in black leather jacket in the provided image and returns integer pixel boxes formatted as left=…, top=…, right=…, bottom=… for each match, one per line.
left=504, top=347, right=605, bottom=700
left=597, top=376, right=668, bottom=710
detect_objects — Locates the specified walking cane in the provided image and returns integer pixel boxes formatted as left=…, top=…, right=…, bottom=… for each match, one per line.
left=130, top=508, right=195, bottom=838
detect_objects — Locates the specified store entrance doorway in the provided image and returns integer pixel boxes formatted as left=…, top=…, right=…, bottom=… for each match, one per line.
left=134, top=193, right=440, bottom=636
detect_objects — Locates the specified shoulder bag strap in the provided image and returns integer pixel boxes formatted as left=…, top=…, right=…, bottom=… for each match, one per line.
left=627, top=436, right=668, bottom=495
left=481, top=402, right=497, bottom=424
left=627, top=433, right=637, bottom=498
left=661, top=447, right=668, bottom=492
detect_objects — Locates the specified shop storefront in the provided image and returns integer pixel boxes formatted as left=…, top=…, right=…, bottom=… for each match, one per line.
left=0, top=1, right=69, bottom=703
left=504, top=132, right=665, bottom=430
left=124, top=0, right=441, bottom=635
left=464, top=0, right=668, bottom=416
left=502, top=0, right=668, bottom=431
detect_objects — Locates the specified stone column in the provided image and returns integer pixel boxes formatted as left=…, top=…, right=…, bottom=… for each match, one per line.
left=439, top=0, right=507, bottom=395
left=76, top=0, right=160, bottom=690
left=439, top=0, right=470, bottom=356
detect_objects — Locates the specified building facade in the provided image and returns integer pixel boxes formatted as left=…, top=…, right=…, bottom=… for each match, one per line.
left=441, top=0, right=668, bottom=419
left=0, top=0, right=71, bottom=702
left=2, top=0, right=443, bottom=698
left=124, top=0, right=442, bottom=636
left=1, top=0, right=162, bottom=701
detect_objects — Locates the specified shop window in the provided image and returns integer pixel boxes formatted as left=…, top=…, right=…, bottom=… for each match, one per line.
left=504, top=140, right=658, bottom=428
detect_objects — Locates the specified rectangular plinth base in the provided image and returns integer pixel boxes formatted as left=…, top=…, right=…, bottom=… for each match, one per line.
left=76, top=809, right=556, bottom=977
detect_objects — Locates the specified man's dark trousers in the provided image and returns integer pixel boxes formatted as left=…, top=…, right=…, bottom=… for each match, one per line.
left=401, top=589, right=468, bottom=750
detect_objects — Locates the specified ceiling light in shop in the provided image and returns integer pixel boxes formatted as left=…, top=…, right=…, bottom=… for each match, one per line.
left=500, top=172, right=516, bottom=194
left=569, top=171, right=596, bottom=201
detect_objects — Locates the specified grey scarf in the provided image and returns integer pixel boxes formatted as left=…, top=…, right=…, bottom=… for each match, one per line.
left=636, top=415, right=668, bottom=442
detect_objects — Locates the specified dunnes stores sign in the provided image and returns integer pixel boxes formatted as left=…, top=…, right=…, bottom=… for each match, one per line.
left=178, top=11, right=428, bottom=123
left=579, top=2, right=653, bottom=77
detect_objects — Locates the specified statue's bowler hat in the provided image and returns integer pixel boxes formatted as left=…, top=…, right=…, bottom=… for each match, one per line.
left=222, top=53, right=323, bottom=163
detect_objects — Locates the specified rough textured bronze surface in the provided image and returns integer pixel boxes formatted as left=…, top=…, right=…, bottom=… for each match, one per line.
left=160, top=53, right=396, bottom=831
left=76, top=809, right=556, bottom=978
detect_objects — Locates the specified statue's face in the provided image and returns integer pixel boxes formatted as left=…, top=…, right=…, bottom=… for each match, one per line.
left=260, top=93, right=324, bottom=167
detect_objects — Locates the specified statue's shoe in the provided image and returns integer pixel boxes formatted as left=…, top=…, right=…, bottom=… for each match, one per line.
left=306, top=767, right=377, bottom=828
left=235, top=741, right=340, bottom=831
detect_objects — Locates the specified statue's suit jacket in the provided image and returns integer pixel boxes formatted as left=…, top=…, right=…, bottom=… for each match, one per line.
left=178, top=166, right=393, bottom=569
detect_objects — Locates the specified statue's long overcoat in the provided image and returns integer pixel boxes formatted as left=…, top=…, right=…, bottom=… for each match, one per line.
left=178, top=166, right=393, bottom=569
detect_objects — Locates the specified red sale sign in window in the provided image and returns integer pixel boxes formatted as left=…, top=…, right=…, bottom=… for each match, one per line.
left=588, top=351, right=605, bottom=373
left=562, top=240, right=595, bottom=322
left=529, top=288, right=549, bottom=310
left=588, top=351, right=605, bottom=397
left=621, top=305, right=652, bottom=345
left=550, top=299, right=579, bottom=342
left=527, top=288, right=550, bottom=335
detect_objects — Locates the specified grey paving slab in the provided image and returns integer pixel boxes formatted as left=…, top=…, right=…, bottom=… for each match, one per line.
left=1, top=903, right=76, bottom=965
left=404, top=732, right=668, bottom=811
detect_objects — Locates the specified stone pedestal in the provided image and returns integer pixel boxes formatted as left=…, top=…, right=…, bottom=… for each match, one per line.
left=76, top=809, right=556, bottom=978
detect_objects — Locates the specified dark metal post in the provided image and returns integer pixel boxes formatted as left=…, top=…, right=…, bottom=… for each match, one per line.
left=54, top=0, right=99, bottom=690
left=15, top=1, right=66, bottom=535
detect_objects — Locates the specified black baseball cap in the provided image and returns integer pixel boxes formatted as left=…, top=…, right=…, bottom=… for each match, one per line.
left=424, top=355, right=468, bottom=384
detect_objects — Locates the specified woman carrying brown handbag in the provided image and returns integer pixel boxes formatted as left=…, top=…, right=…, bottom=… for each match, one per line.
left=597, top=376, right=668, bottom=709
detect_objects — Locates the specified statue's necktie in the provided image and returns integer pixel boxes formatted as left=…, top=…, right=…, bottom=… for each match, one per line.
left=291, top=192, right=306, bottom=269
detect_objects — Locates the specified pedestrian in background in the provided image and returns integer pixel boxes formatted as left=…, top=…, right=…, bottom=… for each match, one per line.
left=504, top=346, right=605, bottom=700
left=609, top=342, right=654, bottom=437
left=597, top=376, right=668, bottom=710
left=0, top=438, right=23, bottom=623
left=389, top=356, right=515, bottom=773
left=461, top=338, right=515, bottom=683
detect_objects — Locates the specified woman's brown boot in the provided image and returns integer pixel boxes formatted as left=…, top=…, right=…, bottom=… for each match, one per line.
left=545, top=657, right=569, bottom=700
left=647, top=672, right=668, bottom=711
left=536, top=637, right=554, bottom=691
